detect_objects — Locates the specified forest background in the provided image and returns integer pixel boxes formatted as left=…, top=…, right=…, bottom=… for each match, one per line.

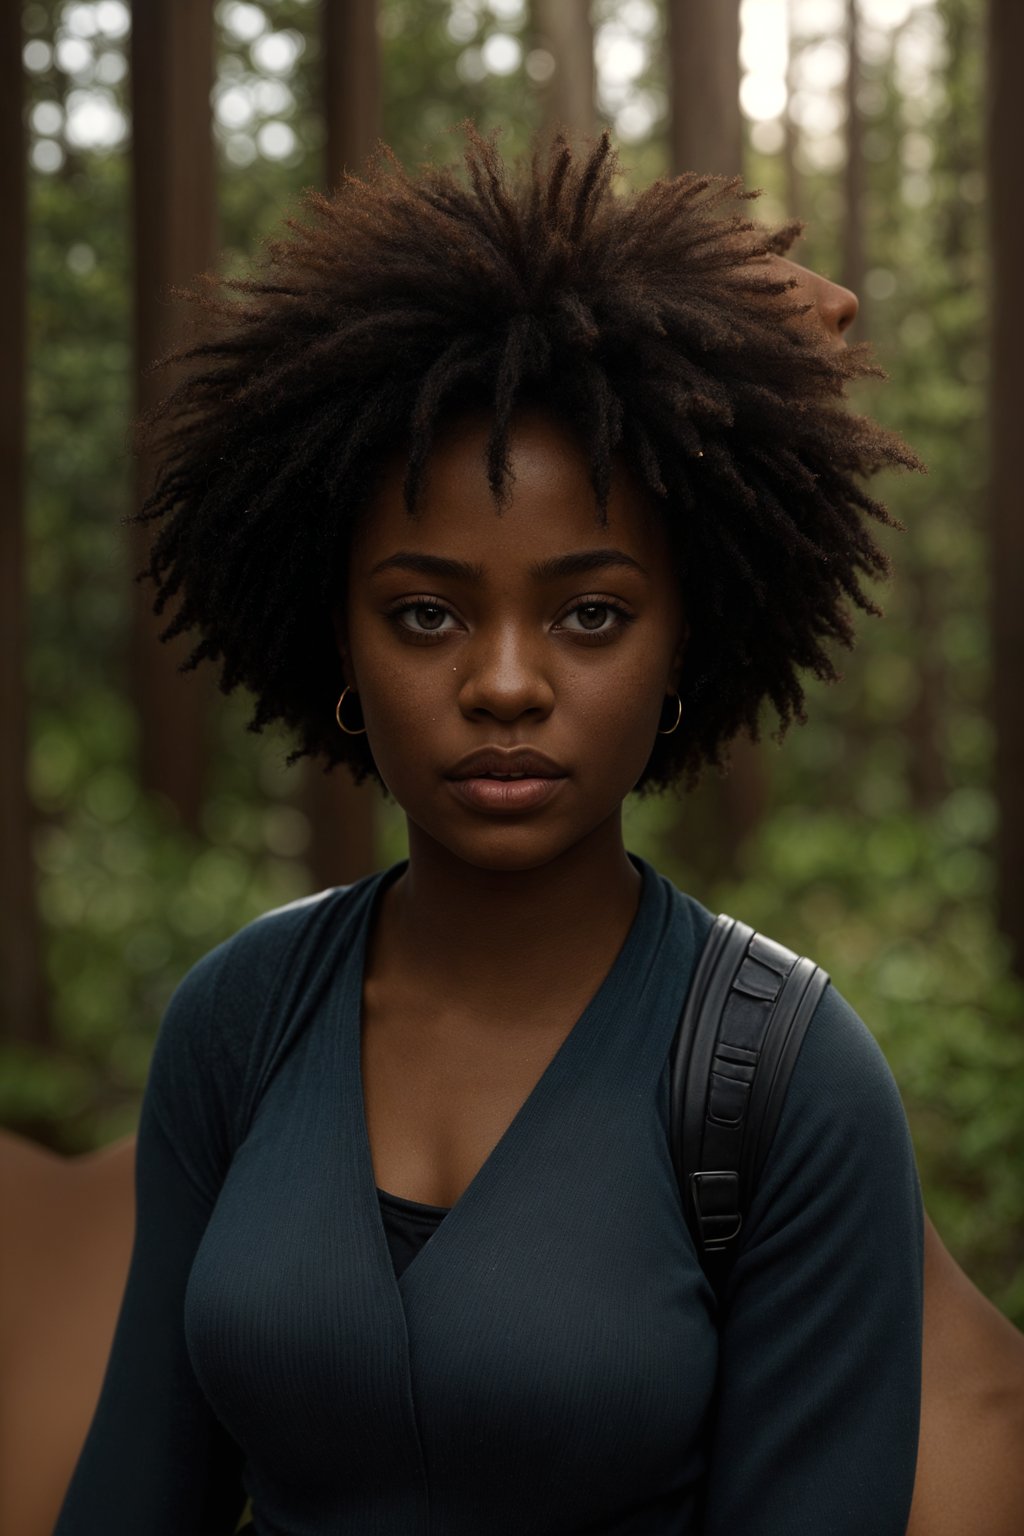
left=3, top=0, right=1023, bottom=1327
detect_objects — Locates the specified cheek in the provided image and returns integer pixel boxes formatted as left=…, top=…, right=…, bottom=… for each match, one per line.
left=562, top=653, right=661, bottom=741
left=596, top=671, right=668, bottom=786
left=350, top=643, right=456, bottom=783
left=357, top=657, right=433, bottom=733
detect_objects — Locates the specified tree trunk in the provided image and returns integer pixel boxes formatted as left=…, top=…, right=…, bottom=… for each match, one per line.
left=988, top=0, right=1024, bottom=976
left=782, top=0, right=802, bottom=223
left=665, top=0, right=762, bottom=889
left=667, top=0, right=742, bottom=177
left=842, top=0, right=867, bottom=335
left=0, top=1, right=49, bottom=1046
left=306, top=0, right=382, bottom=888
left=902, top=0, right=982, bottom=814
left=531, top=0, right=595, bottom=140
left=323, top=0, right=381, bottom=186
left=129, top=0, right=217, bottom=834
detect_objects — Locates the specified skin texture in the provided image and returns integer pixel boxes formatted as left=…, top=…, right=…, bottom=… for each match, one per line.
left=906, top=1216, right=1024, bottom=1536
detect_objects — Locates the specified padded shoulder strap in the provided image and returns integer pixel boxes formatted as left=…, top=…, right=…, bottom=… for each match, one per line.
left=668, top=913, right=830, bottom=1297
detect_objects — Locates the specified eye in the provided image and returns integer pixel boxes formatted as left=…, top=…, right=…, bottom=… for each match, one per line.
left=557, top=599, right=634, bottom=640
left=387, top=599, right=460, bottom=639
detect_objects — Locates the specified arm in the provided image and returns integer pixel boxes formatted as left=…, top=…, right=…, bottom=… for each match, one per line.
left=906, top=1214, right=1024, bottom=1536
left=53, top=952, right=249, bottom=1536
left=700, top=984, right=924, bottom=1536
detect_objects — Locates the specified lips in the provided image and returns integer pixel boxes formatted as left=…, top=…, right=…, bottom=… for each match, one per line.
left=445, top=746, right=569, bottom=815
left=446, top=747, right=568, bottom=781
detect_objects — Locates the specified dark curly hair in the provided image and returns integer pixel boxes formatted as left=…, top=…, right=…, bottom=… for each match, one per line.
left=133, top=124, right=921, bottom=795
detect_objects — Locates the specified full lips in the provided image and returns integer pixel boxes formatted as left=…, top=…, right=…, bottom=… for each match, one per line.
left=446, top=776, right=567, bottom=813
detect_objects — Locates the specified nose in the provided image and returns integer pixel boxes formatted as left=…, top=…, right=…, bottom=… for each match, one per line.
left=457, top=624, right=555, bottom=723
left=810, top=269, right=859, bottom=341
left=779, top=258, right=859, bottom=345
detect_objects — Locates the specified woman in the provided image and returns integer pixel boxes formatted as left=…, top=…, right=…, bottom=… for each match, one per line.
left=55, top=129, right=925, bottom=1535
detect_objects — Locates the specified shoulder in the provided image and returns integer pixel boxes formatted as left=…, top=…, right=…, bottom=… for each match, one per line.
left=671, top=887, right=910, bottom=1151
left=152, top=881, right=366, bottom=1087
left=745, top=966, right=922, bottom=1253
left=141, top=880, right=373, bottom=1170
left=786, top=974, right=911, bottom=1160
left=165, top=884, right=354, bottom=1024
left=659, top=890, right=922, bottom=1258
left=654, top=874, right=905, bottom=1133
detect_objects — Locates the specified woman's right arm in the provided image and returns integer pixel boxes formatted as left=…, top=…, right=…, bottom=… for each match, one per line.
left=906, top=1214, right=1024, bottom=1536
left=54, top=952, right=249, bottom=1535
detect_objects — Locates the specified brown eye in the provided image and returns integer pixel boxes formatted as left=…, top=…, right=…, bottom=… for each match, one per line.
left=388, top=599, right=458, bottom=638
left=558, top=599, right=634, bottom=640
left=577, top=604, right=609, bottom=630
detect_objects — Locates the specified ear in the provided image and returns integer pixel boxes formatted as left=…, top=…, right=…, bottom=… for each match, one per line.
left=669, top=619, right=690, bottom=692
left=330, top=607, right=355, bottom=689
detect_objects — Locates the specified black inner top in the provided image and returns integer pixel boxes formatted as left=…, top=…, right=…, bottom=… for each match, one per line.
left=377, top=1186, right=451, bottom=1280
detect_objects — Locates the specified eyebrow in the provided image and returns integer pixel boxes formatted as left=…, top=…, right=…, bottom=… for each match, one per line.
left=368, top=548, right=649, bottom=582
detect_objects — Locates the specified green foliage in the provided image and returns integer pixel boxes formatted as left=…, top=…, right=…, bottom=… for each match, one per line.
left=8, top=687, right=307, bottom=1150
left=381, top=0, right=541, bottom=164
left=27, top=151, right=132, bottom=709
left=12, top=0, right=1022, bottom=1330
left=725, top=0, right=1024, bottom=1322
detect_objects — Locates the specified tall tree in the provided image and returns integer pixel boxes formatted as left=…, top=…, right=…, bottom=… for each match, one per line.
left=988, top=0, right=1024, bottom=976
left=324, top=0, right=381, bottom=187
left=667, top=0, right=742, bottom=176
left=531, top=0, right=595, bottom=139
left=307, top=0, right=382, bottom=887
left=0, top=2, right=48, bottom=1046
left=900, top=0, right=982, bottom=813
left=782, top=0, right=802, bottom=223
left=130, top=0, right=217, bottom=833
left=841, top=0, right=866, bottom=328
left=665, top=0, right=763, bottom=886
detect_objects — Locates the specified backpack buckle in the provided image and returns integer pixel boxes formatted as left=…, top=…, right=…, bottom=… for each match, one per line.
left=689, top=1170, right=742, bottom=1251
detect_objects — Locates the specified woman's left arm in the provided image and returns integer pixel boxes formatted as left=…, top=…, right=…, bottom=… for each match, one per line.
left=700, top=984, right=925, bottom=1536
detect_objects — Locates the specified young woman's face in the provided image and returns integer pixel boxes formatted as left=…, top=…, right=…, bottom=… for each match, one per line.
left=336, top=409, right=687, bottom=872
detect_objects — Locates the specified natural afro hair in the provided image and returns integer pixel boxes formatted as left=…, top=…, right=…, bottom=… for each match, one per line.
left=133, top=123, right=922, bottom=795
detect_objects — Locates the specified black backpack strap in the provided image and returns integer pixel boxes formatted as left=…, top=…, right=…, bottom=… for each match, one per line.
left=668, top=913, right=830, bottom=1297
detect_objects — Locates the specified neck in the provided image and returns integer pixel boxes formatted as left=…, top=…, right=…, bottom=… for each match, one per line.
left=373, top=813, right=643, bottom=1026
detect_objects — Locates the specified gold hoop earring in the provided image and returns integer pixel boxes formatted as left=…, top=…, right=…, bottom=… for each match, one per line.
left=657, top=691, right=682, bottom=736
left=335, top=685, right=367, bottom=736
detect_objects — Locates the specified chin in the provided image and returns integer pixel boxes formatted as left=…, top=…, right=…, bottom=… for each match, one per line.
left=450, top=831, right=575, bottom=874
left=460, top=843, right=566, bottom=874
left=399, top=805, right=573, bottom=873
left=416, top=802, right=633, bottom=876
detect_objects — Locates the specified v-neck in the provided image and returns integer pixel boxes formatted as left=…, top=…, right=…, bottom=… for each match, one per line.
left=347, top=852, right=658, bottom=1291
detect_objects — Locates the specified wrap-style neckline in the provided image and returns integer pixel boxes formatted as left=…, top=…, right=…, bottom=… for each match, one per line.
left=344, top=852, right=660, bottom=1294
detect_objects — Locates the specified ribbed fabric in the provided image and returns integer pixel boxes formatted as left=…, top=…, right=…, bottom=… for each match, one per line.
left=54, top=854, right=923, bottom=1536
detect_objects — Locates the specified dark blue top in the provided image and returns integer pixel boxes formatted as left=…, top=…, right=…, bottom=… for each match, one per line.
left=54, top=854, right=924, bottom=1535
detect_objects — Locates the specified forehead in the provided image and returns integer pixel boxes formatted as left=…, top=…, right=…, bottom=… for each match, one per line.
left=351, top=407, right=673, bottom=574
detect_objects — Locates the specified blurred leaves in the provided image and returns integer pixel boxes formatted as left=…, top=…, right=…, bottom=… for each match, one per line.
left=11, top=0, right=1023, bottom=1328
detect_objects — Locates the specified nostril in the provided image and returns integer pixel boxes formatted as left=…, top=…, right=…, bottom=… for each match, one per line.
left=834, top=285, right=859, bottom=336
